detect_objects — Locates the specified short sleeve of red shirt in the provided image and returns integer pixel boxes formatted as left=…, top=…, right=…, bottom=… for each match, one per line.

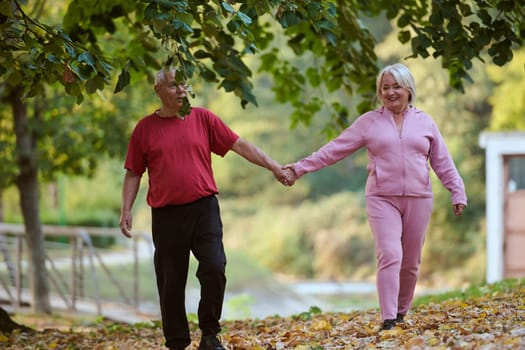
left=206, top=109, right=240, bottom=156
left=123, top=107, right=239, bottom=207
left=124, top=119, right=149, bottom=177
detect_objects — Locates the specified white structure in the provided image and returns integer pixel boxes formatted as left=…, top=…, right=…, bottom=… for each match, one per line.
left=479, top=132, right=525, bottom=283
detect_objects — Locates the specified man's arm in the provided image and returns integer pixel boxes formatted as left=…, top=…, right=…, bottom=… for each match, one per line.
left=231, top=137, right=290, bottom=185
left=120, top=170, right=141, bottom=238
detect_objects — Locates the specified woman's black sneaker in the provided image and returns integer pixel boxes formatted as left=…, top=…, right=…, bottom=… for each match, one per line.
left=380, top=319, right=397, bottom=331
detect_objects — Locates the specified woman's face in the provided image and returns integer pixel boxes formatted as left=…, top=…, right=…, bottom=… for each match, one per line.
left=380, top=73, right=410, bottom=114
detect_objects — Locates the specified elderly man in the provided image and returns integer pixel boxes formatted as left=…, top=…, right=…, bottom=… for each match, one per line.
left=120, top=67, right=289, bottom=350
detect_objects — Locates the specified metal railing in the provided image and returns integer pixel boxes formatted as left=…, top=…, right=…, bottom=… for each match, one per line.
left=0, top=222, right=154, bottom=316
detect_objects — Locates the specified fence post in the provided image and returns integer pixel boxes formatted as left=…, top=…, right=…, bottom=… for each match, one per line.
left=133, top=235, right=139, bottom=308
left=15, top=235, right=23, bottom=308
left=0, top=233, right=15, bottom=285
left=78, top=230, right=102, bottom=315
left=79, top=236, right=84, bottom=299
left=71, top=234, right=77, bottom=310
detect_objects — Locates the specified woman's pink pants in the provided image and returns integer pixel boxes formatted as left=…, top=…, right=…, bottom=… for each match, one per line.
left=366, top=195, right=433, bottom=320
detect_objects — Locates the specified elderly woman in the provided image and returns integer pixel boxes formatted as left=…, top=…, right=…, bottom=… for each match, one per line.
left=284, top=63, right=467, bottom=330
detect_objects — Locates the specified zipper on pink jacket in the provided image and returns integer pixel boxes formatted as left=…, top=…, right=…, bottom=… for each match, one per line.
left=399, top=116, right=406, bottom=196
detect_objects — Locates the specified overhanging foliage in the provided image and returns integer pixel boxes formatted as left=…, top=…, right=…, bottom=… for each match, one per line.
left=1, top=0, right=523, bottom=128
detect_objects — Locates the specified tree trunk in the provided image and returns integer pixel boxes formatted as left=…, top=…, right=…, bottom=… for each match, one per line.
left=10, top=85, right=51, bottom=313
left=0, top=306, right=32, bottom=334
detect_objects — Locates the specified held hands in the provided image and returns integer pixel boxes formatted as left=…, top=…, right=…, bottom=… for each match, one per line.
left=282, top=165, right=297, bottom=186
left=272, top=163, right=297, bottom=187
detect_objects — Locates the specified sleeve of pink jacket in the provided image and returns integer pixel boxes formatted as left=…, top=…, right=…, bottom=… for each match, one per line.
left=428, top=120, right=468, bottom=206
left=293, top=117, right=368, bottom=178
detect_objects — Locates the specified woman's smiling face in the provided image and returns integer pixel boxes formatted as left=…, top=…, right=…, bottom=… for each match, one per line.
left=380, top=72, right=410, bottom=114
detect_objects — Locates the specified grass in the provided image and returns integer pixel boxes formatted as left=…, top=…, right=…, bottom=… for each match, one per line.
left=412, top=277, right=524, bottom=306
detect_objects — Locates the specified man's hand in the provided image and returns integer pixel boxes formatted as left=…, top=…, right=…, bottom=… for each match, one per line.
left=120, top=211, right=133, bottom=238
left=120, top=170, right=141, bottom=238
left=272, top=164, right=291, bottom=186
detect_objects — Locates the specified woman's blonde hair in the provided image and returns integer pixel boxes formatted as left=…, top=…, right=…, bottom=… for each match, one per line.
left=376, top=63, right=416, bottom=104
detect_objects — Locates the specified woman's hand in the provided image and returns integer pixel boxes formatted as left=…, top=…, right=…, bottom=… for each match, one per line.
left=453, top=204, right=466, bottom=216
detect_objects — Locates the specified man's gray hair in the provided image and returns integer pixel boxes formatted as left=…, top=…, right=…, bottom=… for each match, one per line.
left=154, top=67, right=177, bottom=86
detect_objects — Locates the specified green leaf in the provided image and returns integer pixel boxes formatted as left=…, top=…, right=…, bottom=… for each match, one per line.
left=227, top=19, right=240, bottom=33
left=429, top=12, right=443, bottom=27
left=397, top=13, right=412, bottom=28
left=114, top=69, right=130, bottom=93
left=98, top=60, right=113, bottom=76
left=243, top=43, right=257, bottom=55
left=316, top=19, right=335, bottom=31
left=64, top=80, right=82, bottom=97
left=411, top=35, right=430, bottom=58
left=180, top=97, right=192, bottom=116
left=221, top=2, right=235, bottom=13
left=398, top=30, right=411, bottom=44
left=458, top=3, right=472, bottom=16
left=237, top=11, right=252, bottom=25
left=64, top=43, right=76, bottom=58
left=199, top=66, right=216, bottom=81
left=258, top=51, right=278, bottom=71
left=77, top=52, right=96, bottom=71
left=194, top=50, right=211, bottom=59
left=306, top=67, right=321, bottom=87
left=47, top=54, right=61, bottom=64
left=144, top=3, right=159, bottom=20
left=441, top=4, right=458, bottom=19
left=477, top=9, right=492, bottom=25
left=493, top=53, right=509, bottom=66
left=85, top=77, right=99, bottom=94
left=447, top=19, right=462, bottom=37
left=496, top=0, right=515, bottom=12
left=323, top=31, right=337, bottom=46
left=173, top=19, right=193, bottom=33
left=279, top=11, right=303, bottom=28
left=174, top=69, right=186, bottom=83
left=0, top=1, right=13, bottom=16
left=154, top=0, right=181, bottom=8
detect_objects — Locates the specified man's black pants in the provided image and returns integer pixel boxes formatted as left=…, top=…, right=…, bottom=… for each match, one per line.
left=151, top=195, right=226, bottom=349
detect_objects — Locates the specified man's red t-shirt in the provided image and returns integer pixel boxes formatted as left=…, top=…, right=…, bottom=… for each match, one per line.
left=124, top=107, right=239, bottom=207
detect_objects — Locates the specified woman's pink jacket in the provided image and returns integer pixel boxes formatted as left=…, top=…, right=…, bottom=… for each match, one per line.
left=293, top=106, right=467, bottom=205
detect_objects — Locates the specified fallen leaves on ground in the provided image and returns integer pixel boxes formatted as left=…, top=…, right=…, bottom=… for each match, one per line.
left=2, top=286, right=524, bottom=349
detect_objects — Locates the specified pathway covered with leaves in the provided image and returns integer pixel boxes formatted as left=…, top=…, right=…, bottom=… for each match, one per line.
left=2, top=284, right=524, bottom=349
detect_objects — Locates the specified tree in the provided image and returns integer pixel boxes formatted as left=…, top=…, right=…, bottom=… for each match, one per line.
left=0, top=307, right=32, bottom=334
left=0, top=0, right=523, bottom=316
left=0, top=0, right=135, bottom=314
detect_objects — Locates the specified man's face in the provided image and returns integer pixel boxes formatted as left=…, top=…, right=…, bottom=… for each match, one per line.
left=155, top=72, right=187, bottom=110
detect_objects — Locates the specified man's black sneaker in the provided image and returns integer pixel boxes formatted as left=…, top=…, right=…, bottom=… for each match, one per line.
left=198, top=335, right=226, bottom=350
left=396, top=313, right=405, bottom=323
